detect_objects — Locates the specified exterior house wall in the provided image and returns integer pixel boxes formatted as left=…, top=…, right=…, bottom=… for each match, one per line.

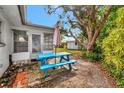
left=67, top=41, right=79, bottom=49
left=0, top=5, right=54, bottom=77
left=0, top=10, right=13, bottom=77
left=11, top=25, right=54, bottom=62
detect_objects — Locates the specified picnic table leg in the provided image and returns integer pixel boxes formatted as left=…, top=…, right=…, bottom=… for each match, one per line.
left=67, top=55, right=72, bottom=71
left=44, top=70, right=49, bottom=78
left=42, top=59, right=49, bottom=78
left=68, top=64, right=72, bottom=71
left=59, top=56, right=64, bottom=69
left=67, top=55, right=70, bottom=61
left=60, top=56, right=63, bottom=62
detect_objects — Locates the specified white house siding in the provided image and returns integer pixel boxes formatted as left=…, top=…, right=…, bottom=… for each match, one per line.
left=11, top=25, right=54, bottom=61
left=0, top=10, right=13, bottom=77
left=0, top=5, right=54, bottom=77
left=67, top=41, right=79, bottom=49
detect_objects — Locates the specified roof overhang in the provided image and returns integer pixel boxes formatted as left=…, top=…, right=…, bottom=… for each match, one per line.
left=0, top=5, right=22, bottom=26
left=18, top=5, right=27, bottom=25
left=18, top=5, right=55, bottom=30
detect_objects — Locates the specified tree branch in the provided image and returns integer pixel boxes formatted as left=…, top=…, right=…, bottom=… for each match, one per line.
left=68, top=29, right=87, bottom=48
left=72, top=9, right=88, bottom=27
left=89, top=5, right=112, bottom=48
left=97, top=5, right=113, bottom=31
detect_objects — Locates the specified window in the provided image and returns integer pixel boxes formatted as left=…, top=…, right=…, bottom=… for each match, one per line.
left=44, top=33, right=53, bottom=50
left=0, top=22, right=5, bottom=47
left=75, top=41, right=77, bottom=45
left=14, top=30, right=28, bottom=53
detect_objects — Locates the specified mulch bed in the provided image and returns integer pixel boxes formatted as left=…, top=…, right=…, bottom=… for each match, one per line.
left=0, top=60, right=68, bottom=88
left=0, top=65, right=19, bottom=88
left=0, top=62, right=39, bottom=88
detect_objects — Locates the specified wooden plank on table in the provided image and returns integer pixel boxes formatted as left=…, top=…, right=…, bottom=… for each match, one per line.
left=37, top=52, right=71, bottom=60
left=40, top=60, right=77, bottom=70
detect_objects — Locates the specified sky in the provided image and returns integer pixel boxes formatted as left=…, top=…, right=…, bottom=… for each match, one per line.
left=26, top=5, right=60, bottom=27
left=26, top=5, right=77, bottom=41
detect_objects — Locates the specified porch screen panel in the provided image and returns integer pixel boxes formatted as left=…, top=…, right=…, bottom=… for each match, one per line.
left=0, top=22, right=1, bottom=42
left=44, top=33, right=53, bottom=50
left=14, top=31, right=28, bottom=53
left=32, top=34, right=41, bottom=53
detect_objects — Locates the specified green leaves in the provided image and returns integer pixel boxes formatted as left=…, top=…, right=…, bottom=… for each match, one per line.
left=115, top=7, right=124, bottom=28
left=102, top=29, right=124, bottom=70
left=102, top=7, right=124, bottom=87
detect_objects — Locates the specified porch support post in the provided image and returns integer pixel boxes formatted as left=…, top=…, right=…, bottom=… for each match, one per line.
left=41, top=33, right=44, bottom=53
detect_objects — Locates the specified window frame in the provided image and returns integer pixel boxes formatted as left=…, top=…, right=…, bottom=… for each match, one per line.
left=13, top=30, right=28, bottom=53
left=44, top=33, right=53, bottom=50
left=0, top=21, right=6, bottom=47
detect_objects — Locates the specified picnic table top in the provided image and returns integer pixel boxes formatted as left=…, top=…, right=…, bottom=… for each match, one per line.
left=37, top=52, right=72, bottom=60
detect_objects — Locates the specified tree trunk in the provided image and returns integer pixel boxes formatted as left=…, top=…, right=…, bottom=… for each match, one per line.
left=68, top=6, right=112, bottom=53
left=86, top=43, right=93, bottom=53
left=85, top=6, right=112, bottom=53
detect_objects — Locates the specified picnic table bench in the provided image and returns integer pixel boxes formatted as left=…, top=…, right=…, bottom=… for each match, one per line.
left=37, top=52, right=77, bottom=77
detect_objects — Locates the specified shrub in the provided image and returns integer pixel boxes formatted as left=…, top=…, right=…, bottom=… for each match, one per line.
left=102, top=7, right=124, bottom=87
left=102, top=29, right=124, bottom=70
left=86, top=52, right=101, bottom=62
left=82, top=45, right=102, bottom=62
left=102, top=29, right=124, bottom=87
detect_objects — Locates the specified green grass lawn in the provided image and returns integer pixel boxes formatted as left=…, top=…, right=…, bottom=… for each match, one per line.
left=56, top=48, right=82, bottom=56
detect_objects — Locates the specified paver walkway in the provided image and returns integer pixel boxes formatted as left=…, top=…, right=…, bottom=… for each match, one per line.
left=29, top=59, right=117, bottom=88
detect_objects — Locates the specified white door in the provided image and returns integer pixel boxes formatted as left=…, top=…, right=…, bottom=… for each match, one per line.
left=32, top=34, right=41, bottom=53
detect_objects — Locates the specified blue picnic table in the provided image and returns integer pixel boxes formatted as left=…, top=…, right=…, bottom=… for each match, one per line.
left=37, top=52, right=77, bottom=77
